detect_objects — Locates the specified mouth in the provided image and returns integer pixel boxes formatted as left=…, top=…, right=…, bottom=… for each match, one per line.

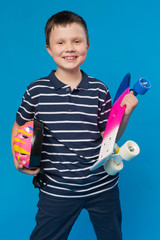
left=63, top=56, right=77, bottom=61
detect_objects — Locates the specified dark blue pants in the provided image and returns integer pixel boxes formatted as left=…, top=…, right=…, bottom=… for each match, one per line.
left=30, top=186, right=122, bottom=240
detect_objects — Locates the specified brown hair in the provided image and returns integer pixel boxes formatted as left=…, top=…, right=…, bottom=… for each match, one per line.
left=45, top=11, right=89, bottom=46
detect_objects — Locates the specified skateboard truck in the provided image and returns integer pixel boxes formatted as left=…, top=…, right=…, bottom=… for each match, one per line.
left=104, top=141, right=140, bottom=176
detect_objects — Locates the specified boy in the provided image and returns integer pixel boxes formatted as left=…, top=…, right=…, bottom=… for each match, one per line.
left=11, top=11, right=138, bottom=240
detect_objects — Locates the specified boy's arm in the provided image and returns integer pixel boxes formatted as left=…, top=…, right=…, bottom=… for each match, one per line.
left=11, top=121, right=40, bottom=175
left=101, top=91, right=138, bottom=141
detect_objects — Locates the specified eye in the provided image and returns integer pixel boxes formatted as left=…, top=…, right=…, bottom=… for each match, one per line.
left=58, top=41, right=63, bottom=45
left=74, top=40, right=80, bottom=44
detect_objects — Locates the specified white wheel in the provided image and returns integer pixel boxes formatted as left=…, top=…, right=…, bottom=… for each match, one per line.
left=119, top=140, right=140, bottom=161
left=104, top=158, right=123, bottom=176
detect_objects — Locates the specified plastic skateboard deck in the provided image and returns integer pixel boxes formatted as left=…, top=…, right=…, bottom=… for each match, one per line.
left=90, top=73, right=131, bottom=170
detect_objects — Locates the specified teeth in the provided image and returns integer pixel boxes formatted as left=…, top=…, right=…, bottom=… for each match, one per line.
left=64, top=57, right=76, bottom=60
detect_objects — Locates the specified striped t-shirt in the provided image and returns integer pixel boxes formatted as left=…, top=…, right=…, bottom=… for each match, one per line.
left=16, top=70, right=119, bottom=198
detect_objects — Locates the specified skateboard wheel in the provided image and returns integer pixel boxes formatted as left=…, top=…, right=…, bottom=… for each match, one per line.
left=104, top=158, right=123, bottom=176
left=133, top=78, right=151, bottom=95
left=119, top=140, right=140, bottom=161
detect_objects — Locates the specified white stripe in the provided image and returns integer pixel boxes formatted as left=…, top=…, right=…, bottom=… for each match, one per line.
left=33, top=79, right=50, bottom=83
left=87, top=88, right=107, bottom=94
left=44, top=166, right=90, bottom=172
left=62, top=85, right=70, bottom=89
left=99, top=119, right=108, bottom=124
left=26, top=90, right=30, bottom=97
left=38, top=102, right=97, bottom=108
left=62, top=172, right=108, bottom=180
left=42, top=151, right=77, bottom=156
left=85, top=154, right=99, bottom=159
left=49, top=130, right=99, bottom=134
left=42, top=143, right=64, bottom=146
left=19, top=106, right=34, bottom=115
left=69, top=143, right=101, bottom=151
left=71, top=94, right=99, bottom=99
left=32, top=92, right=71, bottom=99
left=43, top=120, right=97, bottom=126
left=98, top=98, right=106, bottom=103
left=42, top=183, right=71, bottom=191
left=32, top=92, right=100, bottom=100
left=42, top=150, right=98, bottom=159
left=98, top=109, right=111, bottom=117
left=37, top=111, right=97, bottom=117
left=42, top=139, right=100, bottom=147
left=41, top=159, right=79, bottom=164
left=29, top=85, right=55, bottom=91
left=41, top=158, right=96, bottom=165
left=59, top=139, right=97, bottom=142
left=43, top=134, right=57, bottom=138
left=23, top=99, right=37, bottom=107
left=88, top=79, right=108, bottom=88
left=100, top=109, right=111, bottom=115
left=17, top=111, right=32, bottom=121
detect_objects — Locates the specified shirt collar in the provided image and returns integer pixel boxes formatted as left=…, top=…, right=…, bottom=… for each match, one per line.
left=76, top=70, right=89, bottom=90
left=48, top=70, right=89, bottom=91
left=49, top=71, right=66, bottom=90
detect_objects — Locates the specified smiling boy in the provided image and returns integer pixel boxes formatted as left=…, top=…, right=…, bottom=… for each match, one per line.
left=11, top=11, right=138, bottom=240
left=46, top=22, right=89, bottom=90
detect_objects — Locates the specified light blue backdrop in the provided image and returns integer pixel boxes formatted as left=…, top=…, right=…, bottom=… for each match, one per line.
left=1, top=0, right=159, bottom=239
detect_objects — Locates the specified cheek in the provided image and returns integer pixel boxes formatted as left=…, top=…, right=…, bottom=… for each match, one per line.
left=51, top=47, right=62, bottom=58
left=51, top=49, right=63, bottom=63
left=78, top=46, right=88, bottom=56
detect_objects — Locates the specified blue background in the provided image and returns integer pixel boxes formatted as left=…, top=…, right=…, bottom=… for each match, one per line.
left=1, top=0, right=159, bottom=239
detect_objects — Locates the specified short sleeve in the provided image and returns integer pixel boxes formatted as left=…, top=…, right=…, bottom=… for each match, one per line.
left=98, top=87, right=112, bottom=132
left=16, top=87, right=36, bottom=126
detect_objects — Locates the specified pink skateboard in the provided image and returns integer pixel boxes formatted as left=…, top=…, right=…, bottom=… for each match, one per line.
left=90, top=73, right=151, bottom=171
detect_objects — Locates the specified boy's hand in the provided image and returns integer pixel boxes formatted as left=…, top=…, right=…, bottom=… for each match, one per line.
left=116, top=91, right=138, bottom=141
left=16, top=162, right=40, bottom=175
left=120, top=91, right=138, bottom=117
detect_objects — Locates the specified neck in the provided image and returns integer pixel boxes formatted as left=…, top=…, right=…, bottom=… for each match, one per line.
left=55, top=68, right=82, bottom=90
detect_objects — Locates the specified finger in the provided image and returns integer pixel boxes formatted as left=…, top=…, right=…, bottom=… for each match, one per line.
left=120, top=96, right=127, bottom=107
left=23, top=167, right=40, bottom=175
left=27, top=168, right=40, bottom=175
left=17, top=163, right=40, bottom=175
left=120, top=94, right=138, bottom=108
left=120, top=100, right=125, bottom=107
left=129, top=90, right=134, bottom=95
left=17, top=162, right=24, bottom=170
left=30, top=168, right=41, bottom=175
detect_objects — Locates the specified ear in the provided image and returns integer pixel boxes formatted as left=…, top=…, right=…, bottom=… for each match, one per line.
left=46, top=45, right=53, bottom=57
left=87, top=42, right=90, bottom=50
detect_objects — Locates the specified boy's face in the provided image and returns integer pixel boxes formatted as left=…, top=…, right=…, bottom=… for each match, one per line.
left=46, top=23, right=89, bottom=73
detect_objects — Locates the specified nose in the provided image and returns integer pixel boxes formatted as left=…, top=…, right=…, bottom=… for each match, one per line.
left=65, top=42, right=75, bottom=52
